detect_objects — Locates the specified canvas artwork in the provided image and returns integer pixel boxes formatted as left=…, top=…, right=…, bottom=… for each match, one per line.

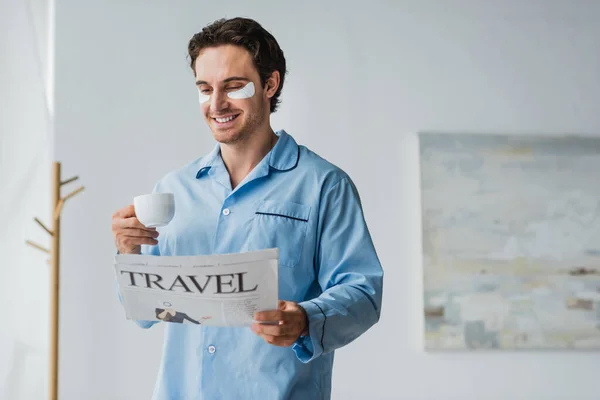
left=419, top=133, right=600, bottom=350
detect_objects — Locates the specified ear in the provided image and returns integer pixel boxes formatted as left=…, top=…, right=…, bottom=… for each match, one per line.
left=264, top=71, right=280, bottom=99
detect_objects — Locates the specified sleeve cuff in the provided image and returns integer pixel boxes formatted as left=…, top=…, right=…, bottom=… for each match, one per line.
left=292, top=300, right=327, bottom=363
left=134, top=320, right=157, bottom=329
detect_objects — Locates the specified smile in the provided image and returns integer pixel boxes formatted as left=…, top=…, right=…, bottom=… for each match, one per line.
left=213, top=114, right=240, bottom=123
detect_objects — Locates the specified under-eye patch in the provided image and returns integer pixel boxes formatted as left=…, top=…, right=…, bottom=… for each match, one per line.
left=198, top=90, right=210, bottom=104
left=227, top=82, right=255, bottom=99
left=197, top=82, right=255, bottom=104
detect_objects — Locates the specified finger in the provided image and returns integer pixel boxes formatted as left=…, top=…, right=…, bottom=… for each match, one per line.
left=119, top=228, right=159, bottom=239
left=120, top=217, right=156, bottom=231
left=120, top=235, right=158, bottom=246
left=112, top=221, right=156, bottom=237
left=252, top=322, right=291, bottom=337
left=113, top=205, right=135, bottom=219
left=254, top=310, right=284, bottom=322
left=113, top=206, right=156, bottom=231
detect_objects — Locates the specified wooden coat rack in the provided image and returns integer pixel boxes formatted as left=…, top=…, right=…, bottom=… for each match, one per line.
left=25, top=161, right=84, bottom=400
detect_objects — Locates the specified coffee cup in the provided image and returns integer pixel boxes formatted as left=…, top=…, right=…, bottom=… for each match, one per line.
left=133, top=192, right=175, bottom=228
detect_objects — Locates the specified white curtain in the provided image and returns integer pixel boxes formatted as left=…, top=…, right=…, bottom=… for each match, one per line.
left=0, top=0, right=53, bottom=398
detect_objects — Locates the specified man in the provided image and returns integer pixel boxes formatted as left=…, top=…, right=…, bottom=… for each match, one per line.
left=111, top=17, right=383, bottom=400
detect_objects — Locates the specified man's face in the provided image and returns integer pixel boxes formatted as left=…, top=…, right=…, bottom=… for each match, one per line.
left=194, top=45, right=267, bottom=144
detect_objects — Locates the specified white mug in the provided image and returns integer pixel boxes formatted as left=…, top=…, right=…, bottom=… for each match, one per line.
left=133, top=192, right=175, bottom=228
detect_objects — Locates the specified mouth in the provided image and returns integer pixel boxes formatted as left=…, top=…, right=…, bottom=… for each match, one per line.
left=212, top=113, right=240, bottom=125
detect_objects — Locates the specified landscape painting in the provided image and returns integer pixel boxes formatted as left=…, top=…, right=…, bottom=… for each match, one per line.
left=419, top=133, right=600, bottom=350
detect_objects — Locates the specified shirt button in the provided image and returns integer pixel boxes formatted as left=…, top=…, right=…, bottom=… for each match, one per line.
left=222, top=208, right=230, bottom=216
left=208, top=345, right=216, bottom=354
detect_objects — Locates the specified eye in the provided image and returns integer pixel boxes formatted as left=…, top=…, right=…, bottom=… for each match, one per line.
left=227, top=85, right=243, bottom=91
left=200, top=89, right=211, bottom=94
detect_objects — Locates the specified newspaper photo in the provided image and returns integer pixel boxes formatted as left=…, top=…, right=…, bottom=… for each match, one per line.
left=114, top=248, right=279, bottom=327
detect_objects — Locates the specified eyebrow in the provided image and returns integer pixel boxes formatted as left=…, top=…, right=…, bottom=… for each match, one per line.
left=195, top=76, right=250, bottom=86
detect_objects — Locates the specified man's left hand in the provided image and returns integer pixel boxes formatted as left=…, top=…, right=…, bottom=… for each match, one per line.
left=251, top=300, right=309, bottom=347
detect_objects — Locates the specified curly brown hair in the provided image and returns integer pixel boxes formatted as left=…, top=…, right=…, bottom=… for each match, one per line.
left=188, top=17, right=287, bottom=113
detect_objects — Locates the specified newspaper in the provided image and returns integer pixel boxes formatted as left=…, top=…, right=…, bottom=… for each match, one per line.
left=114, top=248, right=279, bottom=327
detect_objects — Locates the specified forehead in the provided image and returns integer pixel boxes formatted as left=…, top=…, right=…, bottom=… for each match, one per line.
left=194, top=45, right=258, bottom=84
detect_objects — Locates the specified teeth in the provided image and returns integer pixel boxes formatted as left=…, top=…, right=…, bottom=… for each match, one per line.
left=215, top=115, right=236, bottom=123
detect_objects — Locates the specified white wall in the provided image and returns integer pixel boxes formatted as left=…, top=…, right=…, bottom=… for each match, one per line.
left=54, top=1, right=600, bottom=399
left=1, top=0, right=53, bottom=398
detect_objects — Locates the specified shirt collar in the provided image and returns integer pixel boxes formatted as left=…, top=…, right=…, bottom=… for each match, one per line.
left=195, top=129, right=299, bottom=179
left=195, top=143, right=220, bottom=179
left=267, top=130, right=299, bottom=171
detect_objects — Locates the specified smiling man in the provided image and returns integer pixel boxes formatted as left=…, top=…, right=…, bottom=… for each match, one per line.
left=111, top=17, right=383, bottom=400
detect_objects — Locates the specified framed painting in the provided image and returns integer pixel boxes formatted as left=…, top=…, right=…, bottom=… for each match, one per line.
left=419, top=132, right=600, bottom=350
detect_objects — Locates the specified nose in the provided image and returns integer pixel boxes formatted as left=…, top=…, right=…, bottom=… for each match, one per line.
left=209, top=89, right=230, bottom=113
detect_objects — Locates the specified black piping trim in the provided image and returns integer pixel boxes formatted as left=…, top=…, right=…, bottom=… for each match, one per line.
left=255, top=211, right=308, bottom=222
left=309, top=300, right=326, bottom=351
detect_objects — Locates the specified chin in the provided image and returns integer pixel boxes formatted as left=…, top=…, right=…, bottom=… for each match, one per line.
left=206, top=114, right=260, bottom=144
left=210, top=127, right=245, bottom=145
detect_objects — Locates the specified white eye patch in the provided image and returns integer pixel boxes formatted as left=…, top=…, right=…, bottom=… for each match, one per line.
left=197, top=82, right=256, bottom=104
left=198, top=90, right=210, bottom=104
left=227, top=82, right=255, bottom=99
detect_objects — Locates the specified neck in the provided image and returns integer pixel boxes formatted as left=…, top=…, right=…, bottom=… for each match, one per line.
left=220, top=125, right=277, bottom=189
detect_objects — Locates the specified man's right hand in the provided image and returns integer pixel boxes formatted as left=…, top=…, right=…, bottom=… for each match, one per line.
left=112, top=205, right=159, bottom=254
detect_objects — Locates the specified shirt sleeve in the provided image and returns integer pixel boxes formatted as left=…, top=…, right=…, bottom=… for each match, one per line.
left=292, top=176, right=384, bottom=363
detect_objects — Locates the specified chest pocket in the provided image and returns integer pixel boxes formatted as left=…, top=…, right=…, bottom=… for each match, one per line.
left=250, top=200, right=311, bottom=268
